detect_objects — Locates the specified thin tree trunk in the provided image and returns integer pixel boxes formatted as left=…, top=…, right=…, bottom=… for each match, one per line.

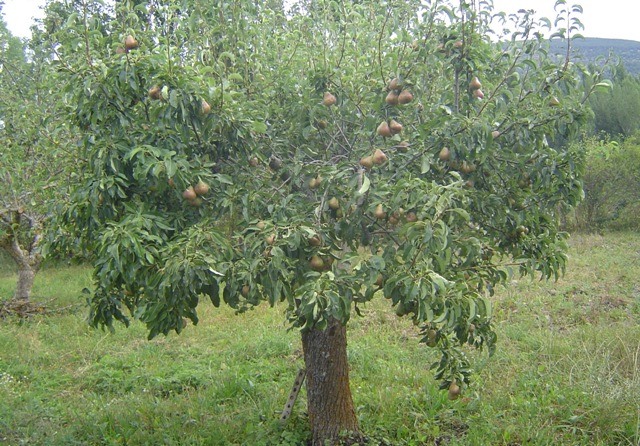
left=301, top=317, right=362, bottom=446
left=0, top=210, right=43, bottom=301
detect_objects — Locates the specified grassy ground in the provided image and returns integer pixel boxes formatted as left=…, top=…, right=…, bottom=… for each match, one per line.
left=0, top=232, right=639, bottom=445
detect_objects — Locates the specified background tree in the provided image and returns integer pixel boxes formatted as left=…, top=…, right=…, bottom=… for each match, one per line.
left=0, top=16, right=75, bottom=300
left=573, top=135, right=640, bottom=231
left=588, top=64, right=640, bottom=138
left=46, top=0, right=606, bottom=444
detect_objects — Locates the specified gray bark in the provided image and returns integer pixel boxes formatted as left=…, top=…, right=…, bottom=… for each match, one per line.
left=301, top=318, right=362, bottom=446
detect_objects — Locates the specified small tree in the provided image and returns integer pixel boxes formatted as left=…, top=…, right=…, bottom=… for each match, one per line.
left=589, top=66, right=640, bottom=138
left=0, top=18, right=74, bottom=300
left=48, top=0, right=607, bottom=444
left=575, top=136, right=640, bottom=231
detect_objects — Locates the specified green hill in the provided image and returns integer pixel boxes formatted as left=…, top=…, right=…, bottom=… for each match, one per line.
left=548, top=37, right=640, bottom=75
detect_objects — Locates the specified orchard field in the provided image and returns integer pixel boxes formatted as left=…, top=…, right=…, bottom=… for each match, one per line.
left=2, top=0, right=639, bottom=444
left=1, top=232, right=639, bottom=445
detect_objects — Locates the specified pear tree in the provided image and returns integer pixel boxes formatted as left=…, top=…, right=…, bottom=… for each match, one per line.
left=0, top=18, right=76, bottom=300
left=48, top=0, right=608, bottom=444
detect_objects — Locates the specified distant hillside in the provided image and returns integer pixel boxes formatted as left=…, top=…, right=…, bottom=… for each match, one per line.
left=548, top=38, right=640, bottom=75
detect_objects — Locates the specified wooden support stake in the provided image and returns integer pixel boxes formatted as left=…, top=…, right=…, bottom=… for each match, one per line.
left=280, top=368, right=306, bottom=422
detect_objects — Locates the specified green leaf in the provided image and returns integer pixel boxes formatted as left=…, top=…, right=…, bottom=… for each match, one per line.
left=252, top=121, right=268, bottom=133
left=421, top=155, right=431, bottom=174
left=357, top=175, right=370, bottom=195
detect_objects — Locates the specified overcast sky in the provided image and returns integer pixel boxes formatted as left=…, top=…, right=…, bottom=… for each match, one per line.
left=2, top=0, right=639, bottom=42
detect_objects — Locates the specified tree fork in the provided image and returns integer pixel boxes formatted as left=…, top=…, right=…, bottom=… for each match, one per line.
left=302, top=317, right=362, bottom=446
left=0, top=210, right=43, bottom=301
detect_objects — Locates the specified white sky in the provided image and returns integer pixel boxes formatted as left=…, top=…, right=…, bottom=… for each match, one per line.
left=492, top=0, right=640, bottom=42
left=1, top=0, right=639, bottom=42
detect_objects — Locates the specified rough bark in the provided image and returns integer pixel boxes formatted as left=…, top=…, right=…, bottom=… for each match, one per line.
left=301, top=317, right=362, bottom=446
left=14, top=261, right=38, bottom=300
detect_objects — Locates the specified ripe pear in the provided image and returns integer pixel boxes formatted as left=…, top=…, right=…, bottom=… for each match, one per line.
left=248, top=157, right=259, bottom=167
left=375, top=274, right=384, bottom=287
left=397, top=141, right=410, bottom=153
left=372, top=149, right=388, bottom=164
left=491, top=130, right=501, bottom=139
left=310, top=255, right=325, bottom=272
left=316, top=119, right=328, bottom=129
left=438, top=147, right=451, bottom=162
left=374, top=204, right=386, bottom=220
left=322, top=92, right=337, bottom=106
left=385, top=91, right=399, bottom=105
left=309, top=176, right=322, bottom=189
left=405, top=211, right=418, bottom=222
left=388, top=78, right=401, bottom=91
left=124, top=35, right=138, bottom=51
left=461, top=161, right=475, bottom=174
left=256, top=221, right=266, bottom=230
left=473, top=89, right=484, bottom=99
left=183, top=186, right=197, bottom=201
left=549, top=96, right=560, bottom=106
left=448, top=382, right=461, bottom=400
left=241, top=285, right=250, bottom=297
left=469, top=76, right=482, bottom=90
left=194, top=180, right=209, bottom=196
left=115, top=46, right=126, bottom=55
left=360, top=156, right=374, bottom=169
left=328, top=197, right=340, bottom=210
left=201, top=100, right=211, bottom=114
left=308, top=235, right=322, bottom=247
left=389, top=119, right=403, bottom=134
left=377, top=121, right=392, bottom=137
left=398, top=90, right=413, bottom=104
left=148, top=85, right=162, bottom=100
left=266, top=234, right=276, bottom=245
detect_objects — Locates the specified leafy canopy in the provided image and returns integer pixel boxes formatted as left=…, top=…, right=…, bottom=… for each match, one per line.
left=46, top=0, right=605, bottom=387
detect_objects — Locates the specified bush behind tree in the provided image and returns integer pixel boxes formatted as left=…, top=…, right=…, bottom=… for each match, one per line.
left=573, top=135, right=640, bottom=231
left=588, top=66, right=640, bottom=138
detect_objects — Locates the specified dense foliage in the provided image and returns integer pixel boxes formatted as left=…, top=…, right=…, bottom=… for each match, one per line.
left=21, top=0, right=610, bottom=442
left=589, top=67, right=640, bottom=138
left=573, top=135, right=640, bottom=231
left=0, top=17, right=77, bottom=299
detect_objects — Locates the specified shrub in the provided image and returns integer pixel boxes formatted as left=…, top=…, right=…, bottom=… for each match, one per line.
left=574, top=135, right=640, bottom=231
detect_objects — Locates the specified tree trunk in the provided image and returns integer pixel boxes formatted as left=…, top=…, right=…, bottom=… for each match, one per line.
left=301, top=317, right=362, bottom=446
left=14, top=262, right=37, bottom=301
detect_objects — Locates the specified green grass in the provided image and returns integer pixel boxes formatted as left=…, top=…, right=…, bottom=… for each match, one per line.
left=1, top=232, right=639, bottom=445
